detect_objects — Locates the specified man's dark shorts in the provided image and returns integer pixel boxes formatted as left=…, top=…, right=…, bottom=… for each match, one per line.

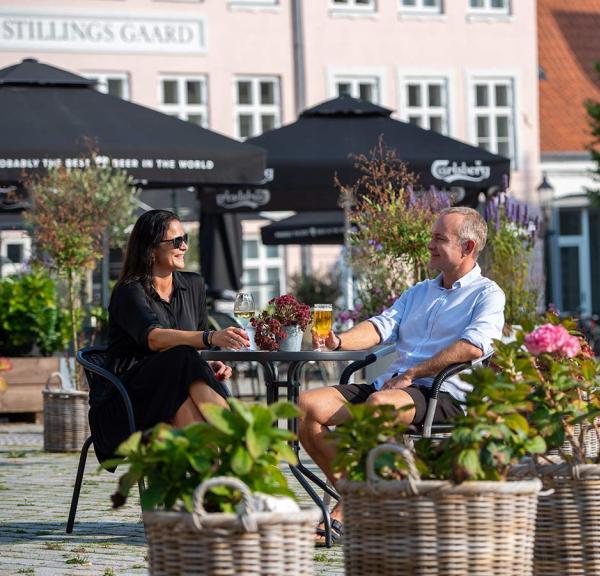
left=331, top=382, right=463, bottom=425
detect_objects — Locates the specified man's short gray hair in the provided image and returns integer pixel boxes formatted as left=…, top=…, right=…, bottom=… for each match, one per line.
left=439, top=206, right=487, bottom=259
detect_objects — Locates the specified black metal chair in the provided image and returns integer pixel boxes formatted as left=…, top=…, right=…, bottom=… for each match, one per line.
left=66, top=345, right=145, bottom=534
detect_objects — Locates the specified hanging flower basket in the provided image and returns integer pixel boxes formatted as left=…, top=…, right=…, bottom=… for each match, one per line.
left=43, top=371, right=89, bottom=452
left=337, top=444, right=541, bottom=576
left=143, top=477, right=320, bottom=576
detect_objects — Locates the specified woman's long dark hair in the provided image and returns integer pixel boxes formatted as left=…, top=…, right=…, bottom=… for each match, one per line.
left=116, top=209, right=180, bottom=297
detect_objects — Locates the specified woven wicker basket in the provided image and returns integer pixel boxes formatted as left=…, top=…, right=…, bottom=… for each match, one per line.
left=43, top=372, right=90, bottom=452
left=337, top=444, right=542, bottom=576
left=511, top=461, right=600, bottom=576
left=143, top=477, right=321, bottom=576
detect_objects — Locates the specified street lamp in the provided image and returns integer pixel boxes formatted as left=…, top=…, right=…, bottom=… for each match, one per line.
left=537, top=172, right=556, bottom=310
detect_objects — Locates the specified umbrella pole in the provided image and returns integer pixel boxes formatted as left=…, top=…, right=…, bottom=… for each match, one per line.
left=342, top=200, right=354, bottom=313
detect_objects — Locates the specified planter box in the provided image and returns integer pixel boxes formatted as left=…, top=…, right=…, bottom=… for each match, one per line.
left=0, top=357, right=60, bottom=415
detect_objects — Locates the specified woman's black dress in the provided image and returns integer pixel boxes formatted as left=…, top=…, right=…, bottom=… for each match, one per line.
left=89, top=271, right=229, bottom=463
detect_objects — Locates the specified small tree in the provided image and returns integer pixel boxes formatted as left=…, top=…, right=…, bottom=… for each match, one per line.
left=337, top=139, right=451, bottom=319
left=585, top=62, right=600, bottom=206
left=25, top=162, right=138, bottom=388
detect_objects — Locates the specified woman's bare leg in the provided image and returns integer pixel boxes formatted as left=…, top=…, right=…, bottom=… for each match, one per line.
left=172, top=379, right=229, bottom=427
left=172, top=395, right=204, bottom=427
left=188, top=379, right=229, bottom=416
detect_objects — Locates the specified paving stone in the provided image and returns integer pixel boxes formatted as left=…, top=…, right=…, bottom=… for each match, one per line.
left=0, top=423, right=346, bottom=575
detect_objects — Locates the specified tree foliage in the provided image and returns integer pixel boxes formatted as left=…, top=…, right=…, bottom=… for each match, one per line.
left=24, top=162, right=138, bottom=387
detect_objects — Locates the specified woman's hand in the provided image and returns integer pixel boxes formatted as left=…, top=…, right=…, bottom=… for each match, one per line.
left=209, top=360, right=233, bottom=381
left=211, top=326, right=250, bottom=350
left=311, top=329, right=340, bottom=351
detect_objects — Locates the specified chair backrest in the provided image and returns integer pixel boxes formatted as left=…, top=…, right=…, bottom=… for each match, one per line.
left=76, top=345, right=136, bottom=433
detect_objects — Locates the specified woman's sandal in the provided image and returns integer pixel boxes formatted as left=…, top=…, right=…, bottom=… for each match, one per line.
left=315, top=519, right=344, bottom=547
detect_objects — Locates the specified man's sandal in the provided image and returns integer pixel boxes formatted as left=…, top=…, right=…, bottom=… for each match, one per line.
left=315, top=519, right=344, bottom=547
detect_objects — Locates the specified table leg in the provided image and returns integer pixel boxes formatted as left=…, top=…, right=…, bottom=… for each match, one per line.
left=286, top=361, right=340, bottom=548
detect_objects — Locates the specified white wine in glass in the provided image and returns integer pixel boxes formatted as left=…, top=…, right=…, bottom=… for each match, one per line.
left=233, top=292, right=255, bottom=328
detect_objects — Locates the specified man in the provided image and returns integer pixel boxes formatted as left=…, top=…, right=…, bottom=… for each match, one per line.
left=299, top=206, right=505, bottom=544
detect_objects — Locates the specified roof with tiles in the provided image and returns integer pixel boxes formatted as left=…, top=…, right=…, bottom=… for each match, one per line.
left=538, top=0, right=600, bottom=153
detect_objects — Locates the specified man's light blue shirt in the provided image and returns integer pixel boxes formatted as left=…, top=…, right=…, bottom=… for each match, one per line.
left=368, top=264, right=505, bottom=403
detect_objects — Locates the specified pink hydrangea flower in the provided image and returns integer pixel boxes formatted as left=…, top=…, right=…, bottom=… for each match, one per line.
left=524, top=324, right=580, bottom=358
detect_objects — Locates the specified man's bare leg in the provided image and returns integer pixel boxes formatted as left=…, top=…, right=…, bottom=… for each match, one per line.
left=299, top=386, right=418, bottom=540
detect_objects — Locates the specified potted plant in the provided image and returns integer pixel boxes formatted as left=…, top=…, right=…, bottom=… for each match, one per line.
left=109, top=399, right=320, bottom=575
left=249, top=294, right=311, bottom=351
left=499, top=317, right=600, bottom=576
left=332, top=366, right=546, bottom=575
left=0, top=267, right=69, bottom=418
left=25, top=161, right=137, bottom=451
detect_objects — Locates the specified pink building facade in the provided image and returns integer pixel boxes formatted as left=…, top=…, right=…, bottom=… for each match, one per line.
left=0, top=0, right=541, bottom=305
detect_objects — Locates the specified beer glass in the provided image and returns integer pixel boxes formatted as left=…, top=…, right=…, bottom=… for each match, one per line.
left=313, top=304, right=333, bottom=351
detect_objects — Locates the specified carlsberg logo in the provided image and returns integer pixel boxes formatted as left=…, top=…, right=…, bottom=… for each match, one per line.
left=431, top=160, right=491, bottom=183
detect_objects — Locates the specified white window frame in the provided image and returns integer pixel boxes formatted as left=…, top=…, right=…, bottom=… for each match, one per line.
left=159, top=75, right=209, bottom=128
left=398, top=0, right=442, bottom=14
left=82, top=72, right=130, bottom=100
left=397, top=74, right=450, bottom=134
left=467, top=0, right=510, bottom=16
left=234, top=76, right=281, bottom=140
left=466, top=72, right=518, bottom=166
left=241, top=235, right=285, bottom=309
left=329, top=0, right=376, bottom=12
left=328, top=68, right=386, bottom=104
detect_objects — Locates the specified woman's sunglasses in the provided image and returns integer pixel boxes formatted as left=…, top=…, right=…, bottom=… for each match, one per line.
left=160, top=233, right=188, bottom=249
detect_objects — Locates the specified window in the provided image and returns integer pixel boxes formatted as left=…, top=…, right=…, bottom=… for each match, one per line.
left=468, top=0, right=510, bottom=15
left=242, top=237, right=284, bottom=308
left=84, top=72, right=130, bottom=99
left=160, top=76, right=208, bottom=128
left=398, top=0, right=442, bottom=13
left=330, top=0, right=375, bottom=10
left=334, top=76, right=380, bottom=103
left=400, top=77, right=448, bottom=134
left=234, top=77, right=281, bottom=139
left=470, top=78, right=514, bottom=158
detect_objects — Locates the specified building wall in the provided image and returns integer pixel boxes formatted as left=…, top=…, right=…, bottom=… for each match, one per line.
left=0, top=0, right=542, bottom=306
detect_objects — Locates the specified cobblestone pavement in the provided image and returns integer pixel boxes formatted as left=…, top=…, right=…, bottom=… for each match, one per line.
left=0, top=424, right=345, bottom=576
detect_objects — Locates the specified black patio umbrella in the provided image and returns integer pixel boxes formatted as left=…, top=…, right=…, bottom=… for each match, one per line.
left=0, top=58, right=266, bottom=294
left=261, top=211, right=345, bottom=245
left=0, top=59, right=265, bottom=186
left=201, top=95, right=510, bottom=213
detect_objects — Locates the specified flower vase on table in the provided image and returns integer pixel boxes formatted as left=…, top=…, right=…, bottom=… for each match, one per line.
left=250, top=294, right=311, bottom=352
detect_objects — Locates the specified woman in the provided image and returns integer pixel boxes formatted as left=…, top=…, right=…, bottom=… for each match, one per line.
left=89, top=209, right=249, bottom=462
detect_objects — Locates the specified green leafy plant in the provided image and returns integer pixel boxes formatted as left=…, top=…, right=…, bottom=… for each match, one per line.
left=332, top=365, right=547, bottom=484
left=337, top=139, right=452, bottom=319
left=0, top=267, right=69, bottom=356
left=109, top=399, right=301, bottom=513
left=331, top=403, right=417, bottom=481
left=416, top=365, right=546, bottom=482
left=585, top=62, right=600, bottom=206
left=492, top=315, right=600, bottom=465
left=25, top=161, right=138, bottom=387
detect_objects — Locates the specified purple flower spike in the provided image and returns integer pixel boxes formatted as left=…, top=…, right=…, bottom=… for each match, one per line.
left=495, top=210, right=500, bottom=232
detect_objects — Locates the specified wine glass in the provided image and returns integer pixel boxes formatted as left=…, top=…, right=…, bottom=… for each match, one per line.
left=233, top=292, right=255, bottom=350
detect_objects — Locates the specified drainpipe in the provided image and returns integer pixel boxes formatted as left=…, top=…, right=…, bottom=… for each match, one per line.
left=291, top=0, right=312, bottom=277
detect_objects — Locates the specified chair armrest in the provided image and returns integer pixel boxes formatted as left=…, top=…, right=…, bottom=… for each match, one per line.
left=429, top=350, right=494, bottom=400
left=339, top=344, right=396, bottom=385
